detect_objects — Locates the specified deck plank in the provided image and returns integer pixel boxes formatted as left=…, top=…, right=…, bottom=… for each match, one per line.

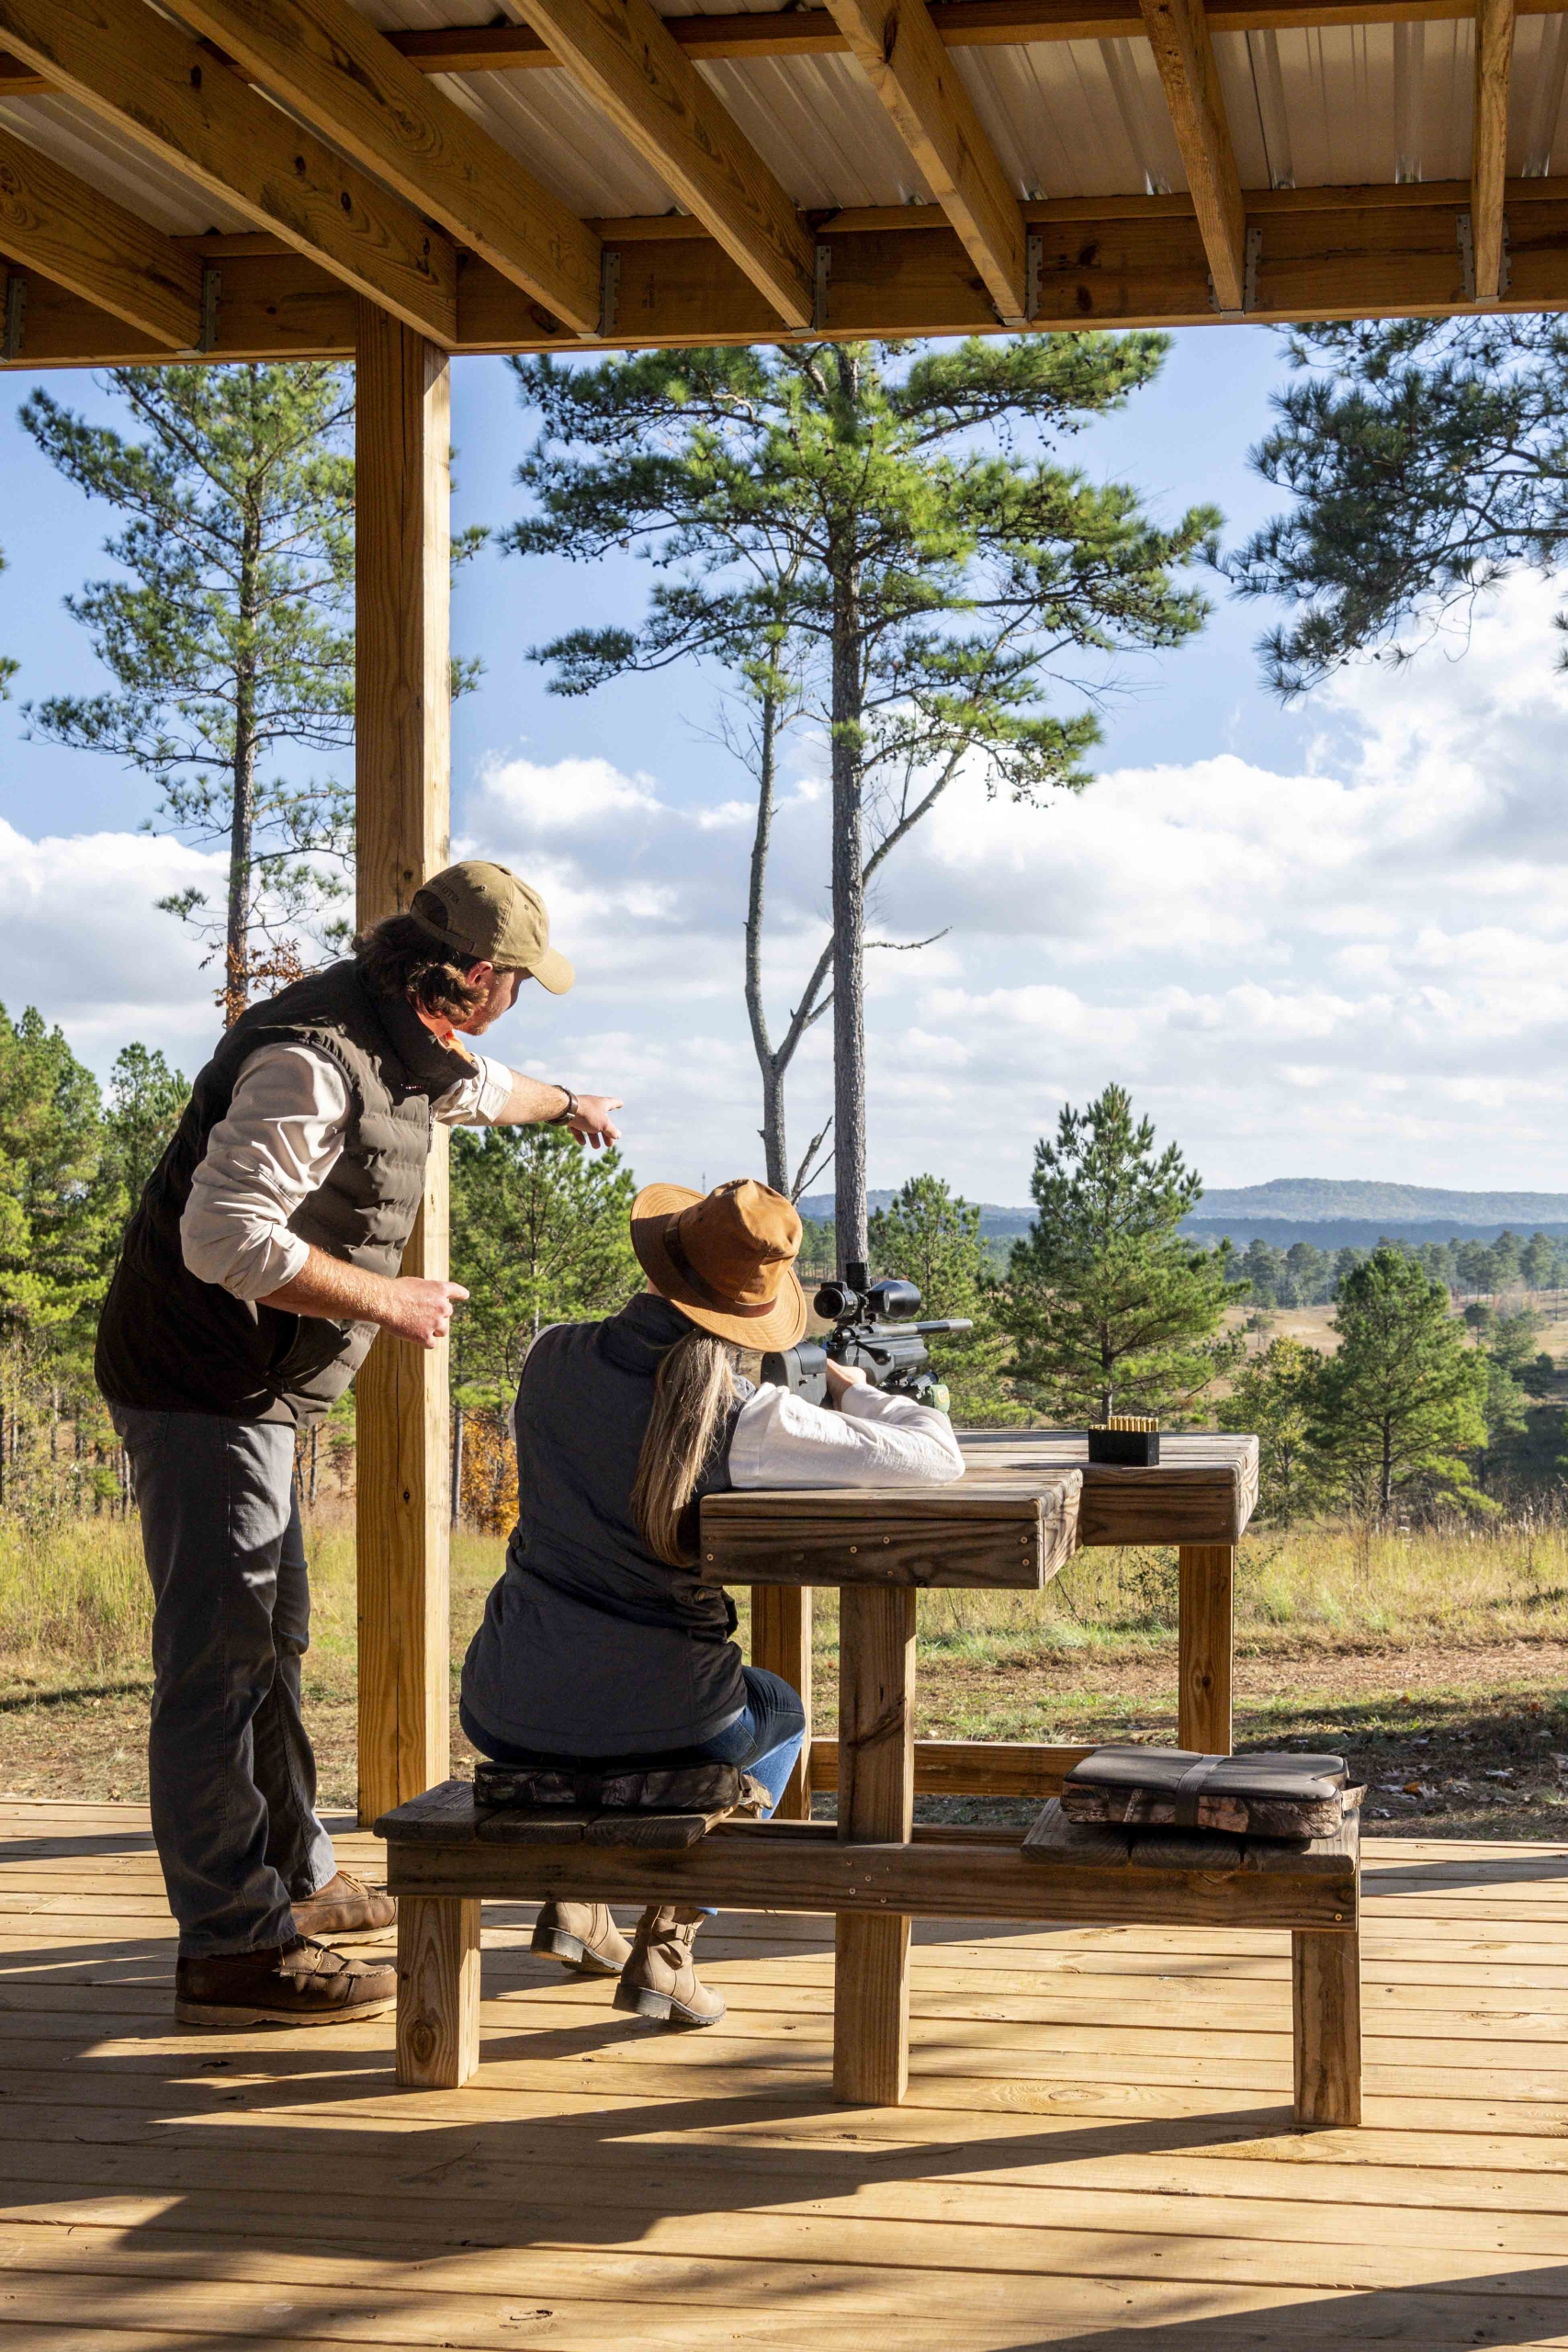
left=4, top=1802, right=1568, bottom=2346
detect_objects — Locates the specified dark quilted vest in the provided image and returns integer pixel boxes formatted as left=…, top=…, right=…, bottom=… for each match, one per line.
left=96, top=960, right=473, bottom=1425
left=460, top=1295, right=750, bottom=1755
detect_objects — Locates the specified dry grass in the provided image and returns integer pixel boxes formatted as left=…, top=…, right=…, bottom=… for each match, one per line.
left=6, top=1506, right=1568, bottom=1689
left=3, top=1508, right=1568, bottom=1836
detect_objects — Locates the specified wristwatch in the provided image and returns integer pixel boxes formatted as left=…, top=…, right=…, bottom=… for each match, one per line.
left=548, top=1086, right=579, bottom=1125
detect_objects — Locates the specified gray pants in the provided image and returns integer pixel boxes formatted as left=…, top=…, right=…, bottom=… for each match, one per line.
left=111, top=1407, right=337, bottom=1956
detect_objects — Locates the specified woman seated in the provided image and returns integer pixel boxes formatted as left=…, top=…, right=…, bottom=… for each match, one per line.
left=461, top=1175, right=964, bottom=2029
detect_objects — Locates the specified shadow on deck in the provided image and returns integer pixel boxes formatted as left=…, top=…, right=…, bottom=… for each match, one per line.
left=1, top=1800, right=1567, bottom=2348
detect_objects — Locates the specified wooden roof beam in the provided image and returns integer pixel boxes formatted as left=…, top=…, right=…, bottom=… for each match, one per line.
left=0, top=124, right=202, bottom=345
left=160, top=0, right=603, bottom=336
left=1138, top=0, right=1248, bottom=311
left=0, top=0, right=457, bottom=344
left=12, top=186, right=1568, bottom=368
left=507, top=0, right=815, bottom=328
left=1472, top=0, right=1516, bottom=301
left=823, top=0, right=1030, bottom=324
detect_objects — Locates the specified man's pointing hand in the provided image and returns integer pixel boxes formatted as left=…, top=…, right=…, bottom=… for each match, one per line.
left=565, top=1094, right=623, bottom=1149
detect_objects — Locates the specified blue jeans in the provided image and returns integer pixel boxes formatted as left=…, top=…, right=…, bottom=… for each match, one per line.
left=460, top=1665, right=807, bottom=1819
left=110, top=1406, right=337, bottom=1956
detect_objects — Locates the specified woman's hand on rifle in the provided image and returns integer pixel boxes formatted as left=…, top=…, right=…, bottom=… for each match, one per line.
left=823, top=1359, right=869, bottom=1408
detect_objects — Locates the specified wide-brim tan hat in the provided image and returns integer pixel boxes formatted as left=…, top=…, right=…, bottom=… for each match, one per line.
left=631, top=1178, right=808, bottom=1351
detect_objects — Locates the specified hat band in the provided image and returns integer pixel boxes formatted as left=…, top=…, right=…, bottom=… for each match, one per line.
left=663, top=1222, right=777, bottom=1321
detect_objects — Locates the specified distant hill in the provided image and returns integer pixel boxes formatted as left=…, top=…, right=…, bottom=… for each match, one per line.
left=797, top=1190, right=1034, bottom=1240
left=798, top=1178, right=1568, bottom=1257
left=1196, top=1179, right=1568, bottom=1224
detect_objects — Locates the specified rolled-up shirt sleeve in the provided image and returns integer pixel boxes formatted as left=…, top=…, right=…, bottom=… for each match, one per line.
left=181, top=1033, right=517, bottom=1303
left=728, top=1380, right=966, bottom=1488
left=179, top=1043, right=353, bottom=1301
left=432, top=1051, right=513, bottom=1125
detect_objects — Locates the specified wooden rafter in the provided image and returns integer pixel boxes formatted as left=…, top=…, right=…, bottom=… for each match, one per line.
left=823, top=0, right=1029, bottom=324
left=1472, top=0, right=1517, bottom=301
left=0, top=0, right=458, bottom=344
left=161, top=0, right=603, bottom=337
left=508, top=0, right=815, bottom=328
left=15, top=180, right=1563, bottom=370
left=1137, top=0, right=1248, bottom=311
left=0, top=124, right=202, bottom=345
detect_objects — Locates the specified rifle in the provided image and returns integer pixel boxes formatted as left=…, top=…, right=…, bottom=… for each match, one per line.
left=760, top=1259, right=972, bottom=1412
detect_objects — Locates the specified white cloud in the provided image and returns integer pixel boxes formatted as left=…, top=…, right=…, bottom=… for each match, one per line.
left=449, top=570, right=1568, bottom=1199
left=0, top=820, right=221, bottom=1067
left=14, top=566, right=1566, bottom=1200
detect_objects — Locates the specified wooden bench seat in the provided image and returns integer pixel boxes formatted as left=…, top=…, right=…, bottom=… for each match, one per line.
left=377, top=1781, right=1360, bottom=2125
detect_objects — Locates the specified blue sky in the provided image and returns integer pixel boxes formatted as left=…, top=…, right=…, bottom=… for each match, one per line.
left=2, top=326, right=1564, bottom=1204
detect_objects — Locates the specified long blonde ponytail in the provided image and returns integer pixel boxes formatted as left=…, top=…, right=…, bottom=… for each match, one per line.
left=632, top=1327, right=738, bottom=1567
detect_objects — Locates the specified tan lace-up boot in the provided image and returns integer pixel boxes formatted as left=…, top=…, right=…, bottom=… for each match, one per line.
left=613, top=1903, right=725, bottom=2028
left=530, top=1901, right=632, bottom=1976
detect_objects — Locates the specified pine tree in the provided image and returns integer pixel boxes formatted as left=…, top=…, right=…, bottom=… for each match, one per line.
left=20, top=366, right=355, bottom=1017
left=1219, top=1335, right=1325, bottom=1524
left=868, top=1173, right=1021, bottom=1425
left=0, top=542, right=17, bottom=700
left=1285, top=1240, right=1333, bottom=1304
left=1239, top=1237, right=1285, bottom=1307
left=505, top=340, right=1216, bottom=1244
left=449, top=1125, right=639, bottom=1396
left=1004, top=1084, right=1244, bottom=1423
left=1225, top=318, right=1568, bottom=694
left=1308, top=1247, right=1487, bottom=1516
left=96, top=1043, right=189, bottom=1216
left=0, top=1006, right=118, bottom=1351
left=1522, top=1232, right=1558, bottom=1290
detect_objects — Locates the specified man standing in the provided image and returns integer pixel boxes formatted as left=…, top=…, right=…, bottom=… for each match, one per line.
left=97, top=862, right=621, bottom=2028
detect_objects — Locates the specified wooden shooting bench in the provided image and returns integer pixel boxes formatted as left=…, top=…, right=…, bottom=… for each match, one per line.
left=378, top=1427, right=1359, bottom=2123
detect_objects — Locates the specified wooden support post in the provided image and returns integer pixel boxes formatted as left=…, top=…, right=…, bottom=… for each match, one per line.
left=1472, top=0, right=1516, bottom=303
left=355, top=300, right=453, bottom=1827
left=397, top=1894, right=481, bottom=2087
left=833, top=1583, right=916, bottom=2105
left=750, top=1583, right=812, bottom=1819
left=1292, top=1928, right=1361, bottom=2127
left=1178, top=1542, right=1234, bottom=1755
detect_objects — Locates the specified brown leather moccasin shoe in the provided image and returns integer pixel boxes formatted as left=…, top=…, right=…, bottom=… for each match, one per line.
left=175, top=1937, right=396, bottom=2028
left=291, top=1870, right=397, bottom=1942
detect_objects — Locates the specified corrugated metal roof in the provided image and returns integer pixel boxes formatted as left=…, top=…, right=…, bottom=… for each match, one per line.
left=0, top=92, right=253, bottom=232
left=0, top=0, right=1561, bottom=269
left=698, top=54, right=936, bottom=208
left=350, top=0, right=676, bottom=213
left=1515, top=10, right=1568, bottom=175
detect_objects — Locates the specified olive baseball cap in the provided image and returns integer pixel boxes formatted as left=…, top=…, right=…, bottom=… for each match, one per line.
left=409, top=861, right=574, bottom=995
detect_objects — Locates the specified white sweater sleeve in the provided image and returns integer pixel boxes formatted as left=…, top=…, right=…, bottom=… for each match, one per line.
left=728, top=1381, right=965, bottom=1489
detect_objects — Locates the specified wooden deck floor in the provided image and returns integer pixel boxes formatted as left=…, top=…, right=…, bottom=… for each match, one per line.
left=6, top=1806, right=1568, bottom=2350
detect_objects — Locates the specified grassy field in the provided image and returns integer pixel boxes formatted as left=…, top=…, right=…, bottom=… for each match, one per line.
left=2, top=1507, right=1568, bottom=1838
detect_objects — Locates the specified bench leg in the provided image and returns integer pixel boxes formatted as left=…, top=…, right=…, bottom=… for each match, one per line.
left=1292, top=1928, right=1361, bottom=2127
left=834, top=1913, right=911, bottom=2104
left=1178, top=1544, right=1234, bottom=1755
left=834, top=1585, right=916, bottom=2105
left=751, top=1582, right=813, bottom=1821
left=396, top=1894, right=481, bottom=2088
